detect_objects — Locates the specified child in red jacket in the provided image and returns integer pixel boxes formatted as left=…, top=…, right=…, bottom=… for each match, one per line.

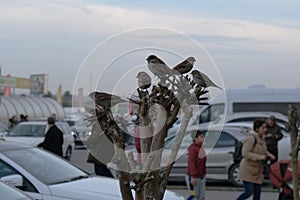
left=186, top=130, right=206, bottom=200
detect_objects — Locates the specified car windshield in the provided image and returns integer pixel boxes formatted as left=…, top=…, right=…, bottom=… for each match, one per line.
left=8, top=124, right=45, bottom=137
left=3, top=148, right=88, bottom=185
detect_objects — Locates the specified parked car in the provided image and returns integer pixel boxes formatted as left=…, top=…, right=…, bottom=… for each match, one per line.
left=4, top=121, right=75, bottom=160
left=164, top=122, right=297, bottom=186
left=0, top=180, right=33, bottom=200
left=0, top=141, right=184, bottom=200
left=110, top=125, right=248, bottom=186
left=213, top=111, right=288, bottom=125
left=119, top=122, right=295, bottom=187
left=162, top=125, right=246, bottom=186
left=64, top=118, right=91, bottom=148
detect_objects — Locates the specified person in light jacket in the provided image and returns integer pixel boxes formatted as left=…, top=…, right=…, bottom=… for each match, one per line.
left=236, top=119, right=275, bottom=200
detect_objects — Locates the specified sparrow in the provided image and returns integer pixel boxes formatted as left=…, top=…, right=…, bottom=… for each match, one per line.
left=172, top=57, right=196, bottom=74
left=146, top=55, right=173, bottom=77
left=136, top=71, right=152, bottom=89
left=88, top=91, right=127, bottom=108
left=191, top=70, right=222, bottom=90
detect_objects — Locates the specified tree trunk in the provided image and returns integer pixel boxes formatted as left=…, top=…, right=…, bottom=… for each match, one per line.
left=118, top=171, right=134, bottom=200
left=287, top=104, right=299, bottom=200
left=159, top=102, right=193, bottom=199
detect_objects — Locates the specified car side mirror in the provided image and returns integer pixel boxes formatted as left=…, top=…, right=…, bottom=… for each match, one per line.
left=0, top=174, right=23, bottom=187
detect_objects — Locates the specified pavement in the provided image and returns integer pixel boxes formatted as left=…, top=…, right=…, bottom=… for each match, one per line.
left=168, top=185, right=279, bottom=200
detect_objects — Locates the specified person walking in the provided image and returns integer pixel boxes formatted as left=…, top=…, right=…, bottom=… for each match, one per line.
left=186, top=130, right=206, bottom=200
left=38, top=117, right=64, bottom=157
left=265, top=115, right=283, bottom=164
left=236, top=119, right=275, bottom=200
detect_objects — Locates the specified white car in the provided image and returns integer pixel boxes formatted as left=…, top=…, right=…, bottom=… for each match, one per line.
left=0, top=180, right=33, bottom=200
left=4, top=121, right=75, bottom=160
left=0, top=141, right=184, bottom=200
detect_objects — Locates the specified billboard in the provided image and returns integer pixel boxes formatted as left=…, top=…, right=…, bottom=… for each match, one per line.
left=0, top=76, right=30, bottom=88
left=30, top=74, right=48, bottom=96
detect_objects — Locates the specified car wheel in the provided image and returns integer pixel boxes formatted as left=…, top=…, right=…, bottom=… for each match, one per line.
left=65, top=146, right=72, bottom=160
left=229, top=163, right=243, bottom=187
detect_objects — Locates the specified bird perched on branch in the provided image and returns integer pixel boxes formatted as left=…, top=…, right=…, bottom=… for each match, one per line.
left=136, top=71, right=152, bottom=89
left=146, top=55, right=173, bottom=77
left=191, top=70, right=222, bottom=90
left=172, top=57, right=196, bottom=75
left=88, top=91, right=126, bottom=108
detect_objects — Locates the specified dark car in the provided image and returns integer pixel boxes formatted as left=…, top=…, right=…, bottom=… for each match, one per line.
left=63, top=118, right=91, bottom=148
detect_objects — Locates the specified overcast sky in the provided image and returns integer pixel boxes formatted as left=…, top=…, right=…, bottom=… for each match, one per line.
left=1, top=0, right=300, bottom=96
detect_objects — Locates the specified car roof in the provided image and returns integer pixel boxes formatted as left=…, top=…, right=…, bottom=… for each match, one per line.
left=17, top=121, right=67, bottom=125
left=214, top=111, right=288, bottom=124
left=0, top=141, right=32, bottom=151
left=223, top=111, right=287, bottom=119
left=234, top=111, right=285, bottom=116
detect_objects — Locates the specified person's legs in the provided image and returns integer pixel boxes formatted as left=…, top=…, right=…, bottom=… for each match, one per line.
left=192, top=178, right=206, bottom=200
left=252, top=183, right=262, bottom=200
left=193, top=178, right=200, bottom=200
left=94, top=163, right=114, bottom=178
left=185, top=175, right=195, bottom=200
left=267, top=147, right=278, bottom=164
left=236, top=181, right=254, bottom=200
left=198, top=178, right=206, bottom=200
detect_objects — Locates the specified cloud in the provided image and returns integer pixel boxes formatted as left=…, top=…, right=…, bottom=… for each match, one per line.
left=1, top=1, right=299, bottom=45
left=1, top=1, right=300, bottom=92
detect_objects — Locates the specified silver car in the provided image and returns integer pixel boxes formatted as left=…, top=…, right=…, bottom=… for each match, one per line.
left=164, top=125, right=248, bottom=186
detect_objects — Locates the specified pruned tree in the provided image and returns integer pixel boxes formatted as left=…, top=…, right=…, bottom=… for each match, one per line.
left=85, top=55, right=221, bottom=200
left=286, top=104, right=300, bottom=200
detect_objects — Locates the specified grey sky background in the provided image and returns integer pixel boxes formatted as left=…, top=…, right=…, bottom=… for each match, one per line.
left=1, top=0, right=300, bottom=96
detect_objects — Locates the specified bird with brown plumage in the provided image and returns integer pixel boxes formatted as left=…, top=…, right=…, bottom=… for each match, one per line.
left=89, top=91, right=127, bottom=108
left=136, top=71, right=152, bottom=89
left=172, top=57, right=196, bottom=75
left=191, top=70, right=222, bottom=90
left=146, top=55, right=173, bottom=77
